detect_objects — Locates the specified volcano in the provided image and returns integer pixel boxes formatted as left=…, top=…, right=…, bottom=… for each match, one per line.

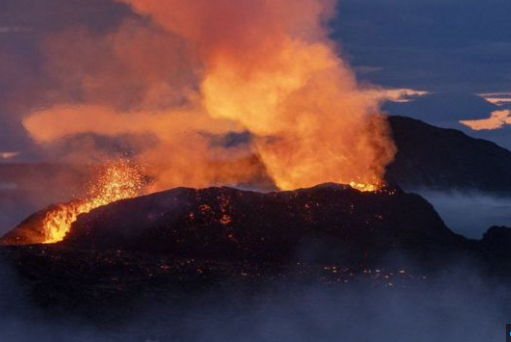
left=2, top=184, right=471, bottom=264
left=2, top=183, right=511, bottom=323
left=387, top=115, right=511, bottom=193
left=3, top=115, right=511, bottom=239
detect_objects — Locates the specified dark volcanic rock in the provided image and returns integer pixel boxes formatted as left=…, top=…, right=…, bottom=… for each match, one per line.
left=387, top=115, right=511, bottom=193
left=59, top=184, right=470, bottom=264
left=2, top=185, right=511, bottom=322
left=0, top=244, right=436, bottom=322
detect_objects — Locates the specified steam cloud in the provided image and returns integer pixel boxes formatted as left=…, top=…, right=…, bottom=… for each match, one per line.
left=23, top=0, right=395, bottom=192
left=416, top=190, right=511, bottom=238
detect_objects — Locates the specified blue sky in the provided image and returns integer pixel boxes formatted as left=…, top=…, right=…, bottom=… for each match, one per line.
left=335, top=0, right=511, bottom=149
left=0, top=0, right=510, bottom=158
left=336, top=0, right=511, bottom=93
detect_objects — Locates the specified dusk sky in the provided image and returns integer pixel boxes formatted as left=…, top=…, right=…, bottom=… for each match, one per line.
left=2, top=3, right=511, bottom=340
left=1, top=0, right=511, bottom=159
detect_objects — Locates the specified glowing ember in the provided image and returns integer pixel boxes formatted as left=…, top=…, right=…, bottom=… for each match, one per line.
left=42, top=160, right=144, bottom=244
left=349, top=182, right=379, bottom=192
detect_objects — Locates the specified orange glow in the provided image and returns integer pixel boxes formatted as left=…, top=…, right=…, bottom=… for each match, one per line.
left=478, top=93, right=511, bottom=105
left=0, top=151, right=19, bottom=160
left=460, top=110, right=511, bottom=131
left=349, top=182, right=379, bottom=192
left=42, top=160, right=144, bottom=243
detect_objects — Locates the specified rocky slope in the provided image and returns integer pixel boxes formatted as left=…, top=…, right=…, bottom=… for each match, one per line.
left=387, top=115, right=511, bottom=193
left=3, top=184, right=470, bottom=265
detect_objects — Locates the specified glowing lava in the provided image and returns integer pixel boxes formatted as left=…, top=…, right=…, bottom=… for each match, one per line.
left=42, top=160, right=144, bottom=244
left=349, top=182, right=380, bottom=192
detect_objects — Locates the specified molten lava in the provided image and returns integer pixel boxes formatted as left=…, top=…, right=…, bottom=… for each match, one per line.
left=42, top=160, right=144, bottom=244
left=349, top=182, right=379, bottom=192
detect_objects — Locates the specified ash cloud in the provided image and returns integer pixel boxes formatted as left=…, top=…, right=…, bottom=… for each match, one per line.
left=19, top=0, right=395, bottom=192
left=0, top=0, right=134, bottom=158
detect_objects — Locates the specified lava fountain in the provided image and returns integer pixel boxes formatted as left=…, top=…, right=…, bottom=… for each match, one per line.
left=41, top=160, right=145, bottom=244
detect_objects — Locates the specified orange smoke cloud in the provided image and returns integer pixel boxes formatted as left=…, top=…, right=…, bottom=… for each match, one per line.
left=23, top=0, right=395, bottom=191
left=461, top=110, right=511, bottom=131
left=24, top=105, right=238, bottom=143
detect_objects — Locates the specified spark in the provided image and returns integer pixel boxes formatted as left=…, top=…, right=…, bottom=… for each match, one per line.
left=42, top=160, right=144, bottom=244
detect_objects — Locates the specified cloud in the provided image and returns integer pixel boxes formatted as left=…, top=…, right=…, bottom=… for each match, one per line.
left=3, top=0, right=511, bottom=162
left=0, top=0, right=134, bottom=159
left=383, top=92, right=498, bottom=126
left=1, top=0, right=510, bottom=156
left=461, top=110, right=511, bottom=131
left=0, top=152, right=20, bottom=160
left=0, top=27, right=32, bottom=34
left=383, top=91, right=511, bottom=150
left=479, top=92, right=511, bottom=106
left=364, top=88, right=429, bottom=103
left=414, top=190, right=511, bottom=239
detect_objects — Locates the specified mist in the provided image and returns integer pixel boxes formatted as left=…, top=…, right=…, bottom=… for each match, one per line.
left=0, top=258, right=108, bottom=341
left=413, top=189, right=511, bottom=239
left=0, top=254, right=508, bottom=342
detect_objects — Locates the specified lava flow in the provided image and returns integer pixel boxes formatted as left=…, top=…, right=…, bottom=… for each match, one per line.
left=349, top=182, right=380, bottom=192
left=42, top=160, right=144, bottom=244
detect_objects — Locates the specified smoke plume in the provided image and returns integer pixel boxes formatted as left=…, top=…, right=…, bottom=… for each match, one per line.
left=23, top=0, right=395, bottom=192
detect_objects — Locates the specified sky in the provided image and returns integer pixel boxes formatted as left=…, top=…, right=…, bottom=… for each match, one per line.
left=0, top=0, right=510, bottom=160
left=335, top=0, right=511, bottom=149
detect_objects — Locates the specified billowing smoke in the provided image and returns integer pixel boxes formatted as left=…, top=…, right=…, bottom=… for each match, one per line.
left=23, top=0, right=395, bottom=192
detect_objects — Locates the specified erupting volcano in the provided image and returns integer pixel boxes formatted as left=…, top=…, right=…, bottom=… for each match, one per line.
left=2, top=0, right=511, bottom=340
left=0, top=0, right=401, bottom=247
left=42, top=160, right=145, bottom=243
left=1, top=160, right=145, bottom=245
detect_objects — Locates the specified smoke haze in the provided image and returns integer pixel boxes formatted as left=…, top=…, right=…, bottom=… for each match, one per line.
left=415, top=190, right=511, bottom=239
left=22, top=0, right=395, bottom=192
left=1, top=1, right=509, bottom=340
left=0, top=256, right=508, bottom=341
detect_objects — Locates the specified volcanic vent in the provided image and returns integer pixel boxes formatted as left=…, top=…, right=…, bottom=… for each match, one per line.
left=0, top=160, right=145, bottom=245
